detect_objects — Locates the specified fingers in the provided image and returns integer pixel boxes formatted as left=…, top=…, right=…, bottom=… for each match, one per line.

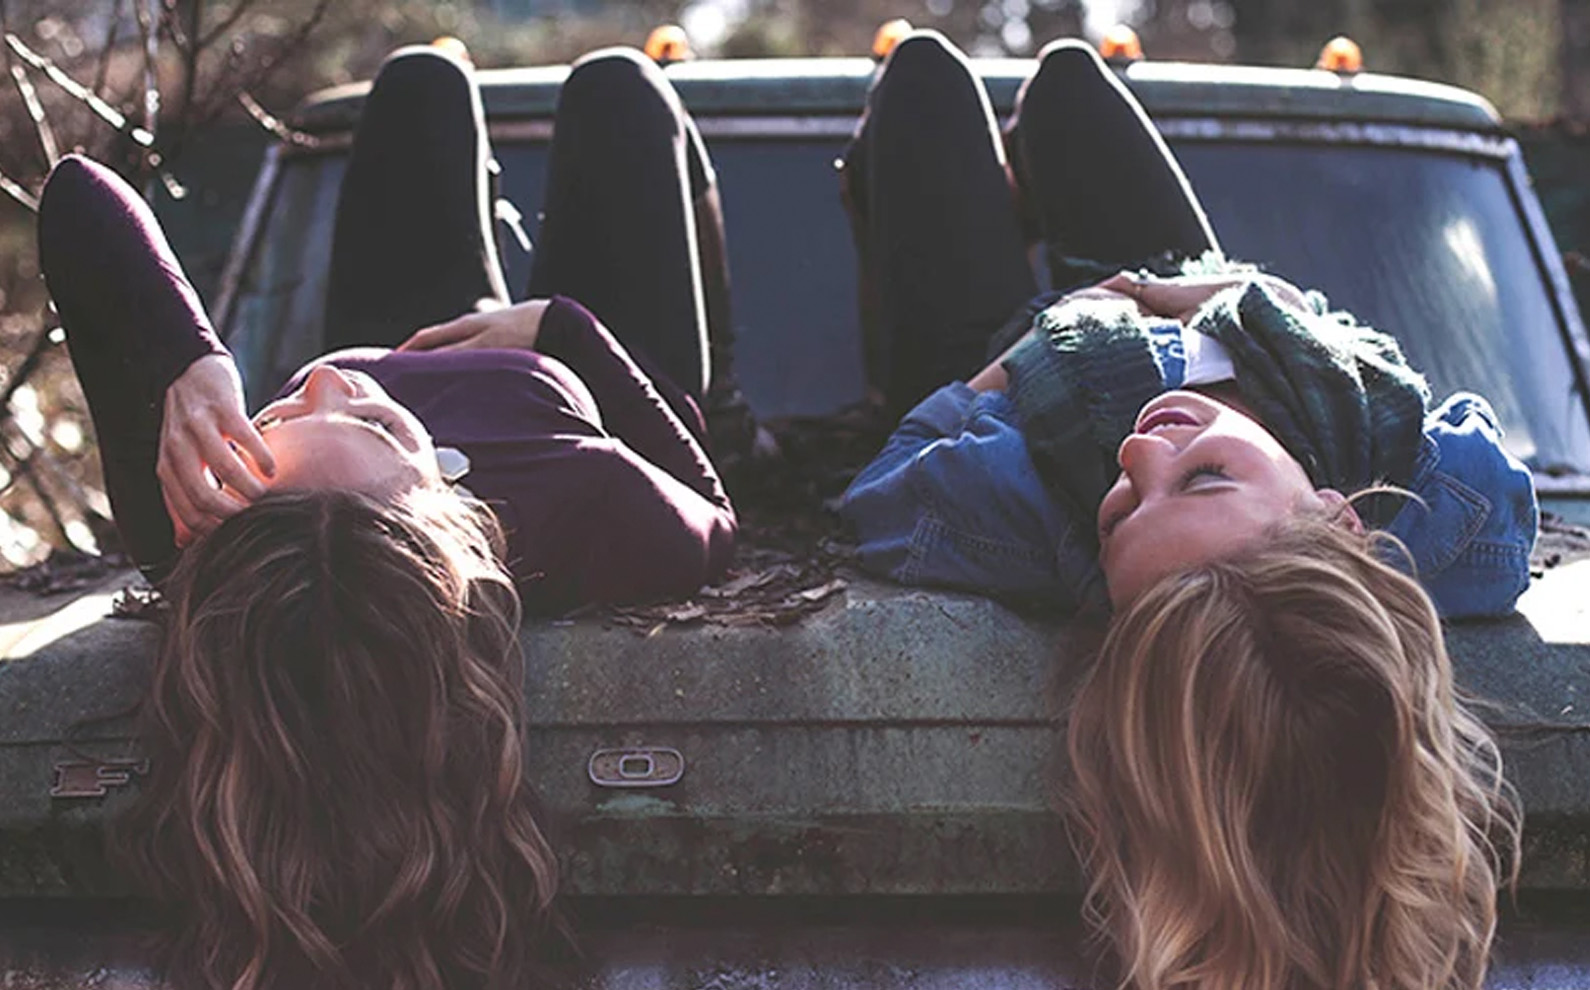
left=1252, top=273, right=1311, bottom=311
left=161, top=488, right=196, bottom=549
left=156, top=354, right=273, bottom=542
left=398, top=315, right=484, bottom=352
left=158, top=434, right=250, bottom=531
left=1103, top=272, right=1222, bottom=319
left=158, top=409, right=258, bottom=541
left=1096, top=272, right=1140, bottom=297
left=194, top=419, right=268, bottom=502
left=222, top=404, right=277, bottom=479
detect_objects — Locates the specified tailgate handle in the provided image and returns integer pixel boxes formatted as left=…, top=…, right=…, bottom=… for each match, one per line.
left=51, top=758, right=149, bottom=799
left=587, top=747, right=684, bottom=788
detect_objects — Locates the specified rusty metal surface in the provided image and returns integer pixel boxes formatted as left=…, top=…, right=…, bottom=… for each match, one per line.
left=1, top=548, right=1588, bottom=898
left=2, top=899, right=1588, bottom=989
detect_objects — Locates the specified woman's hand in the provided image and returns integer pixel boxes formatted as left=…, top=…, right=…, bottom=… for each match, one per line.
left=398, top=299, right=552, bottom=353
left=1099, top=271, right=1310, bottom=324
left=967, top=285, right=1144, bottom=392
left=158, top=354, right=276, bottom=546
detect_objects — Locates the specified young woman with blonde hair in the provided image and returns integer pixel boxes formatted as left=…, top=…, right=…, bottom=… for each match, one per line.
left=1066, top=517, right=1518, bottom=990
left=837, top=30, right=1531, bottom=989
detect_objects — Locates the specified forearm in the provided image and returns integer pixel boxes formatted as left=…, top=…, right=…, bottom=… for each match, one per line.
left=39, top=157, right=229, bottom=401
left=536, top=296, right=729, bottom=509
left=38, top=155, right=233, bottom=577
left=969, top=337, right=1023, bottom=391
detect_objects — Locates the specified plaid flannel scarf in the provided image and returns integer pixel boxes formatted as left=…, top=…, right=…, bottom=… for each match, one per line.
left=1001, top=280, right=1431, bottom=542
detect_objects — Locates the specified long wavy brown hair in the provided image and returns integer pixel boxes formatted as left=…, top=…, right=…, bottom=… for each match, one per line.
left=1064, top=516, right=1519, bottom=990
left=116, top=487, right=558, bottom=990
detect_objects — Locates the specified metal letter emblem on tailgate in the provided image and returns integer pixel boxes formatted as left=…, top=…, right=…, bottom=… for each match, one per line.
left=50, top=758, right=150, bottom=799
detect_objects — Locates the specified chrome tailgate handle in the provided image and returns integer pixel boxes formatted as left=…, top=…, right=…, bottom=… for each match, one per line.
left=588, top=747, right=684, bottom=788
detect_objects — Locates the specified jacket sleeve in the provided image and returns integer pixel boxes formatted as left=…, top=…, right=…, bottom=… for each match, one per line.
left=841, top=382, right=1101, bottom=608
left=1384, top=392, right=1537, bottom=618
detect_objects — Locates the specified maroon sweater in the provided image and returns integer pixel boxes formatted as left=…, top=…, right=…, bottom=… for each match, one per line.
left=309, top=297, right=737, bottom=612
left=41, top=155, right=733, bottom=613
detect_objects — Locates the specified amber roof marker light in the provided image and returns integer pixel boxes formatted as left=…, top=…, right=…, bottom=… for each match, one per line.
left=431, top=36, right=472, bottom=66
left=1317, top=36, right=1364, bottom=74
left=872, top=19, right=913, bottom=60
left=645, top=24, right=694, bottom=65
left=1098, top=24, right=1144, bottom=64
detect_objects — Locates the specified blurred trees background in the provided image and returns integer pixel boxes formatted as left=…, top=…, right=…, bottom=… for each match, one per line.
left=0, top=0, right=1583, bottom=571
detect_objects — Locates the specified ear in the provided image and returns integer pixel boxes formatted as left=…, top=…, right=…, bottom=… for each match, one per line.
left=1315, top=488, right=1365, bottom=534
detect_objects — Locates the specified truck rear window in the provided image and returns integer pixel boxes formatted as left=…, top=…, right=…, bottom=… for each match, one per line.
left=227, top=133, right=1589, bottom=476
left=1177, top=141, right=1590, bottom=475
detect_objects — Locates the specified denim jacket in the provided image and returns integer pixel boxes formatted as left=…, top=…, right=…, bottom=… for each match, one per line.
left=842, top=384, right=1537, bottom=619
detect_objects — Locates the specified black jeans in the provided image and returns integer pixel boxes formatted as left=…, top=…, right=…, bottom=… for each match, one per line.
left=328, top=46, right=726, bottom=405
left=325, top=47, right=513, bottom=352
left=841, top=31, right=1220, bottom=415
left=527, top=48, right=723, bottom=402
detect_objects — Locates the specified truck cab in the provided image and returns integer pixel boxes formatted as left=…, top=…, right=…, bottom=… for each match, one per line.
left=3, top=48, right=1589, bottom=986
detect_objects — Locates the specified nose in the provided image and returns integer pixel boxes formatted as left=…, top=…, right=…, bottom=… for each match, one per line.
left=1116, top=432, right=1175, bottom=494
left=301, top=364, right=358, bottom=409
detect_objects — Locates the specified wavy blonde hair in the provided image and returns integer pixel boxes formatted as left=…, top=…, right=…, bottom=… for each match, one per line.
left=117, top=487, right=558, bottom=990
left=1065, top=516, right=1519, bottom=990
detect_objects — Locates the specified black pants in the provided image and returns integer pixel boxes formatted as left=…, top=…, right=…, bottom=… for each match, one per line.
left=528, top=48, right=721, bottom=401
left=327, top=46, right=725, bottom=404
left=841, top=32, right=1220, bottom=415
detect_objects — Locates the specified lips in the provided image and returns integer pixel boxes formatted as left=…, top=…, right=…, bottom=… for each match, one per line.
left=1135, top=407, right=1200, bottom=435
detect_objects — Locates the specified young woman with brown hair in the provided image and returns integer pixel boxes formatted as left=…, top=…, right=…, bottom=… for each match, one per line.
left=119, top=488, right=556, bottom=990
left=38, top=44, right=736, bottom=990
left=838, top=31, right=1529, bottom=989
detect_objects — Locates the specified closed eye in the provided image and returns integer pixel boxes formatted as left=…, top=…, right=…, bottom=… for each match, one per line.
left=1178, top=463, right=1230, bottom=490
left=255, top=410, right=399, bottom=439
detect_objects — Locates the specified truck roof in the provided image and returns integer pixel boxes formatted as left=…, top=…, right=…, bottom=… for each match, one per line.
left=290, top=55, right=1506, bottom=133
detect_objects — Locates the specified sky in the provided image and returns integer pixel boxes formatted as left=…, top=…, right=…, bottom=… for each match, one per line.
left=679, top=0, right=1142, bottom=53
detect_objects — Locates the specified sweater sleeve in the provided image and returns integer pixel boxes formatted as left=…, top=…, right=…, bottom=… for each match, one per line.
left=38, top=155, right=227, bottom=399
left=534, top=295, right=731, bottom=513
left=37, top=155, right=229, bottom=578
left=565, top=445, right=739, bottom=605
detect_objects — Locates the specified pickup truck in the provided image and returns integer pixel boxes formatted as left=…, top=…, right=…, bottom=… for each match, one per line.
left=3, top=45, right=1589, bottom=987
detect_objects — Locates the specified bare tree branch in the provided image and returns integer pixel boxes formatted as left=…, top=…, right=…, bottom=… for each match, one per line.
left=135, top=0, right=160, bottom=153
left=8, top=64, right=60, bottom=167
left=92, top=0, right=125, bottom=98
left=199, top=0, right=261, bottom=52
left=0, top=327, right=63, bottom=415
left=5, top=449, right=72, bottom=548
left=0, top=171, right=38, bottom=212
left=5, top=34, right=156, bottom=148
left=0, top=0, right=59, bottom=168
left=161, top=0, right=191, bottom=53
left=236, top=89, right=317, bottom=147
left=172, top=0, right=203, bottom=157
left=0, top=329, right=74, bottom=545
left=189, top=0, right=332, bottom=134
